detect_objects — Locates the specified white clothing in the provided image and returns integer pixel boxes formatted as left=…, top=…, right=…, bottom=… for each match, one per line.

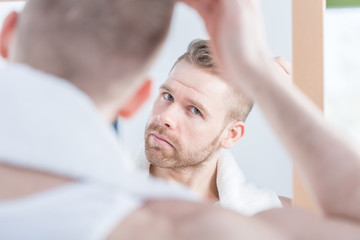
left=0, top=63, right=134, bottom=184
left=0, top=64, right=196, bottom=240
left=133, top=148, right=282, bottom=216
left=0, top=183, right=141, bottom=240
left=216, top=151, right=281, bottom=215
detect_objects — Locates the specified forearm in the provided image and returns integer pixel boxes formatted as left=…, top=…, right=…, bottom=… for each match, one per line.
left=256, top=208, right=360, bottom=239
left=245, top=67, right=360, bottom=221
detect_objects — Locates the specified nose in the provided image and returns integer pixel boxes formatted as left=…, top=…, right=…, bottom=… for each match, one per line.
left=157, top=106, right=178, bottom=130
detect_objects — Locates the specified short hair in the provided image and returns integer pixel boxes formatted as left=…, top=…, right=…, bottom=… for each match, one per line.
left=15, top=0, right=175, bottom=81
left=172, top=39, right=254, bottom=122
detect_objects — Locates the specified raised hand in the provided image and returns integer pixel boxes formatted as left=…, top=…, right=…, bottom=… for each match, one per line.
left=181, top=0, right=274, bottom=97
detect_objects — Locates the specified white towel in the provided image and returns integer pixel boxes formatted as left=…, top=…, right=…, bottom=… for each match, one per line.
left=216, top=150, right=282, bottom=215
left=131, top=147, right=282, bottom=215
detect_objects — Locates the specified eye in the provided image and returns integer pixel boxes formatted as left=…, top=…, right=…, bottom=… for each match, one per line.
left=190, top=106, right=202, bottom=115
left=163, top=93, right=174, bottom=102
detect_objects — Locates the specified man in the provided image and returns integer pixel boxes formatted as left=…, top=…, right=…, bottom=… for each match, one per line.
left=1, top=0, right=360, bottom=239
left=0, top=0, right=199, bottom=239
left=135, top=39, right=284, bottom=214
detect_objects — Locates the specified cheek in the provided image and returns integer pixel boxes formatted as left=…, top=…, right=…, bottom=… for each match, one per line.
left=149, top=100, right=163, bottom=120
left=151, top=96, right=171, bottom=115
left=183, top=123, right=216, bottom=144
left=151, top=100, right=161, bottom=115
left=193, top=122, right=224, bottom=140
left=149, top=111, right=157, bottom=122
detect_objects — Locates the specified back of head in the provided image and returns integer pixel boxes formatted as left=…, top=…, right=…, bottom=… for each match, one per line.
left=13, top=0, right=175, bottom=82
left=173, top=39, right=254, bottom=122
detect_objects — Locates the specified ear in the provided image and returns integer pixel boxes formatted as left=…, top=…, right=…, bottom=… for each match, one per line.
left=118, top=79, right=152, bottom=119
left=0, top=11, right=19, bottom=59
left=220, top=121, right=245, bottom=149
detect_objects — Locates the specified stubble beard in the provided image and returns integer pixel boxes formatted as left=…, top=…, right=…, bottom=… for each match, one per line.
left=145, top=123, right=223, bottom=170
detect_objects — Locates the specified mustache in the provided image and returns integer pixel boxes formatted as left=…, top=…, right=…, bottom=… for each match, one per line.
left=145, top=123, right=179, bottom=147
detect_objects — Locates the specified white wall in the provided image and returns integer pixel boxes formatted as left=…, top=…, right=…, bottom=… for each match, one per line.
left=325, top=8, right=360, bottom=144
left=0, top=1, right=293, bottom=197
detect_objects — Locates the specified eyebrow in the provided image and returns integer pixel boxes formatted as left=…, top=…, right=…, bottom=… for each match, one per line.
left=160, top=83, right=211, bottom=117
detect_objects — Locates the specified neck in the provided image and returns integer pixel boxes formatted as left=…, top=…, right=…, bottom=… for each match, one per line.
left=75, top=72, right=143, bottom=124
left=150, top=155, right=220, bottom=201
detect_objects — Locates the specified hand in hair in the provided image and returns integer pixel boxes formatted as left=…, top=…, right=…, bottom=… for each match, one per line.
left=181, top=0, right=273, bottom=97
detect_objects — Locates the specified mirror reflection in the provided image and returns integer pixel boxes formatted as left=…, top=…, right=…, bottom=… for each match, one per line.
left=0, top=1, right=292, bottom=202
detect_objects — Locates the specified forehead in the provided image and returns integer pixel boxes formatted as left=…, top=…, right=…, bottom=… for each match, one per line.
left=165, top=61, right=228, bottom=99
left=162, top=60, right=229, bottom=117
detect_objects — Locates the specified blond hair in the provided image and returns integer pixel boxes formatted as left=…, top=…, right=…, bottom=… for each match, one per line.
left=172, top=39, right=254, bottom=122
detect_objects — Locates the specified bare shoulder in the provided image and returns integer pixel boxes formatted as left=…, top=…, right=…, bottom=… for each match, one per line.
left=107, top=199, right=208, bottom=240
left=108, top=199, right=287, bottom=240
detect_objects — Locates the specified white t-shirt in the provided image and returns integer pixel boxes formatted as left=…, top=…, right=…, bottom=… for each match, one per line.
left=0, top=64, right=197, bottom=240
left=0, top=183, right=142, bottom=240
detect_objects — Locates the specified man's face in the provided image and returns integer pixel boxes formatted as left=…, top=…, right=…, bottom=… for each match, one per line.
left=145, top=60, right=230, bottom=169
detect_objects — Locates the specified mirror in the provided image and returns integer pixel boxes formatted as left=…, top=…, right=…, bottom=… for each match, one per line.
left=0, top=0, right=293, bottom=198
left=119, top=1, right=293, bottom=198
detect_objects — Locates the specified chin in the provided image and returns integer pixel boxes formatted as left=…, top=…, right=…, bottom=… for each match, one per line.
left=146, top=151, right=176, bottom=168
left=146, top=149, right=164, bottom=165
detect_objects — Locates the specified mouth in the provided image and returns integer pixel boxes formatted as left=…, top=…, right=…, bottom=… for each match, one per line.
left=150, top=133, right=174, bottom=148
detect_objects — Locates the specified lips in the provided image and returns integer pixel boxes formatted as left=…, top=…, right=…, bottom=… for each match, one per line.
left=150, top=133, right=174, bottom=148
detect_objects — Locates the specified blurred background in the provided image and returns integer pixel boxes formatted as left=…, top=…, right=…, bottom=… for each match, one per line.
left=325, top=6, right=360, bottom=145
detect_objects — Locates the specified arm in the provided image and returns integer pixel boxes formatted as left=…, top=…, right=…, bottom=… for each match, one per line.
left=255, top=208, right=360, bottom=240
left=182, top=0, right=360, bottom=222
